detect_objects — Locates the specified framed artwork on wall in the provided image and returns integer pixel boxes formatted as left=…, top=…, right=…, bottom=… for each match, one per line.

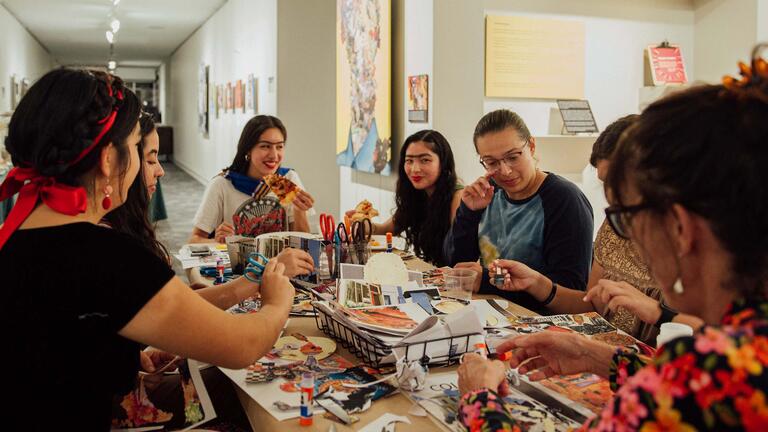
left=217, top=84, right=224, bottom=117
left=10, top=75, right=21, bottom=110
left=336, top=0, right=392, bottom=175
left=407, top=74, right=428, bottom=122
left=226, top=82, right=233, bottom=112
left=234, top=79, right=243, bottom=110
left=246, top=74, right=259, bottom=114
left=198, top=64, right=209, bottom=136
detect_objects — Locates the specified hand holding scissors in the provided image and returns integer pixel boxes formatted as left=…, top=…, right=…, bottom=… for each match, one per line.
left=244, top=252, right=270, bottom=283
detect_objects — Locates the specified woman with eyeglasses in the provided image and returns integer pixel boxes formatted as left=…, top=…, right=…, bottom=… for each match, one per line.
left=456, top=47, right=768, bottom=431
left=443, top=109, right=594, bottom=312
left=489, top=115, right=702, bottom=344
left=189, top=115, right=316, bottom=244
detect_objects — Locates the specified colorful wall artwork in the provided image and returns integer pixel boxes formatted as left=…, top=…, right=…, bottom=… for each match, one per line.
left=336, top=0, right=392, bottom=175
left=198, top=64, right=209, bottom=136
left=407, top=74, right=428, bottom=122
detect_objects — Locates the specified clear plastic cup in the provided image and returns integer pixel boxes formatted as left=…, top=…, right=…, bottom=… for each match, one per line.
left=444, top=269, right=478, bottom=302
left=656, top=322, right=694, bottom=347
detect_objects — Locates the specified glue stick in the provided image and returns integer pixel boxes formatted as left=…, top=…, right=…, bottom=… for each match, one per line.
left=215, top=258, right=225, bottom=284
left=473, top=342, right=488, bottom=359
left=493, top=260, right=504, bottom=286
left=386, top=232, right=393, bottom=252
left=299, top=372, right=314, bottom=426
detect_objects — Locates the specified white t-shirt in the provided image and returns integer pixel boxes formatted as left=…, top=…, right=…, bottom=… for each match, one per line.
left=193, top=169, right=312, bottom=235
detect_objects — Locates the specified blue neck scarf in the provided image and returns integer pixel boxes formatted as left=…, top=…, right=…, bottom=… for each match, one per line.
left=225, top=167, right=291, bottom=196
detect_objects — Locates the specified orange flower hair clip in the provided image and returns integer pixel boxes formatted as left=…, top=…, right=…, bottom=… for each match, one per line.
left=723, top=43, right=768, bottom=89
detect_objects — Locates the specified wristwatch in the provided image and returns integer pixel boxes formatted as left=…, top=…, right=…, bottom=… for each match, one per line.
left=654, top=302, right=679, bottom=327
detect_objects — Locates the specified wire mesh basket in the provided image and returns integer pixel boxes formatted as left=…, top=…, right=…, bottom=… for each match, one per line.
left=310, top=300, right=482, bottom=368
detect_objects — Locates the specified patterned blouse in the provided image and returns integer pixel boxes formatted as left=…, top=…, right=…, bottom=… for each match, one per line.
left=459, top=296, right=768, bottom=431
left=593, top=220, right=659, bottom=345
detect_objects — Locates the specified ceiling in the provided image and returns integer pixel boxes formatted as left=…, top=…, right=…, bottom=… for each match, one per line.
left=1, top=0, right=227, bottom=66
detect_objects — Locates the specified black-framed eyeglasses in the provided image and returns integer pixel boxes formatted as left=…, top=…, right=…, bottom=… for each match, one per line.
left=479, top=141, right=529, bottom=172
left=604, top=203, right=654, bottom=239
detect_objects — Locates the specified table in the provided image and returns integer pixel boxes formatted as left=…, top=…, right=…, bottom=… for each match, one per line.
left=235, top=294, right=535, bottom=431
left=186, top=252, right=536, bottom=431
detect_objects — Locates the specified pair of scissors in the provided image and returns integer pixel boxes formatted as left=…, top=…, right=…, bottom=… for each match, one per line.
left=319, top=214, right=336, bottom=278
left=351, top=218, right=372, bottom=245
left=350, top=218, right=373, bottom=263
left=243, top=252, right=269, bottom=283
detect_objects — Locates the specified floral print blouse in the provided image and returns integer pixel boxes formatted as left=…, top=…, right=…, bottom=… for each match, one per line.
left=459, top=296, right=768, bottom=431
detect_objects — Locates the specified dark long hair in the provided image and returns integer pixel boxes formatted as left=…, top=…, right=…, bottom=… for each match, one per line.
left=224, top=115, right=287, bottom=175
left=6, top=68, right=140, bottom=204
left=104, top=113, right=169, bottom=263
left=607, top=44, right=768, bottom=296
left=589, top=114, right=639, bottom=167
left=392, top=130, right=457, bottom=266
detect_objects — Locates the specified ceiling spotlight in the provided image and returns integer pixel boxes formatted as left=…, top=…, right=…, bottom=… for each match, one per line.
left=112, top=0, right=120, bottom=5
left=106, top=30, right=114, bottom=43
left=110, top=19, right=120, bottom=33
left=108, top=60, right=117, bottom=70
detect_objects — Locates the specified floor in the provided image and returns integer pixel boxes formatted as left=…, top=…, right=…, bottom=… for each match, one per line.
left=154, top=162, right=206, bottom=278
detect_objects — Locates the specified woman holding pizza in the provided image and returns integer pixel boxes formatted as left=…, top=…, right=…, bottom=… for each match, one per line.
left=345, top=129, right=463, bottom=267
left=190, top=115, right=316, bottom=243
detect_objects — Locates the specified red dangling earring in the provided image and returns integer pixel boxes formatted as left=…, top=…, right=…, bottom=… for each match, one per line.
left=102, top=183, right=113, bottom=210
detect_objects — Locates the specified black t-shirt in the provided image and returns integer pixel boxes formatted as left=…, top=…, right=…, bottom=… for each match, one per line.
left=0, top=222, right=175, bottom=430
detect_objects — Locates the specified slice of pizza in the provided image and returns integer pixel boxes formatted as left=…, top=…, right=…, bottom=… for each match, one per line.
left=263, top=173, right=299, bottom=206
left=351, top=199, right=379, bottom=221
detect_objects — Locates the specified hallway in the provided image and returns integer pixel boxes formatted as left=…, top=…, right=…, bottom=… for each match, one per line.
left=154, top=162, right=206, bottom=277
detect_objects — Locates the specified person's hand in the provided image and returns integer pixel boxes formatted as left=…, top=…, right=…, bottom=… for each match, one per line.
left=139, top=349, right=180, bottom=374
left=458, top=353, right=510, bottom=396
left=584, top=279, right=661, bottom=325
left=275, top=248, right=315, bottom=277
left=496, top=332, right=604, bottom=380
left=259, top=259, right=295, bottom=308
left=461, top=174, right=495, bottom=211
left=454, top=262, right=483, bottom=293
left=489, top=260, right=549, bottom=298
left=214, top=222, right=235, bottom=244
left=293, top=189, right=315, bottom=211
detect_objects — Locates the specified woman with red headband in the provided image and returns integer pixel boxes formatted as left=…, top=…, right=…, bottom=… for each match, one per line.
left=0, top=69, right=295, bottom=430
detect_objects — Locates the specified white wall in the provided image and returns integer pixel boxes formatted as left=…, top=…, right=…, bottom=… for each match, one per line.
left=694, top=0, right=758, bottom=83
left=277, top=0, right=338, bottom=230
left=167, top=0, right=277, bottom=184
left=483, top=11, right=695, bottom=136
left=0, top=4, right=54, bottom=112
left=760, top=0, right=768, bottom=42
left=339, top=0, right=435, bottom=224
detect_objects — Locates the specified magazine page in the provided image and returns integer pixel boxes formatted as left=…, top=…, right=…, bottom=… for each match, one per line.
left=111, top=359, right=216, bottom=431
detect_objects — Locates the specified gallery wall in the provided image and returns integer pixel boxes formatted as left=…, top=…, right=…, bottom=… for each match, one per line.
left=0, top=4, right=54, bottom=112
left=694, top=0, right=759, bottom=84
left=339, top=0, right=434, bottom=224
left=167, top=0, right=278, bottom=184
left=164, top=0, right=767, bottom=237
left=276, top=0, right=339, bottom=227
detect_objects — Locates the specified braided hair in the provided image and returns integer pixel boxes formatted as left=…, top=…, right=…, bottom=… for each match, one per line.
left=5, top=68, right=141, bottom=203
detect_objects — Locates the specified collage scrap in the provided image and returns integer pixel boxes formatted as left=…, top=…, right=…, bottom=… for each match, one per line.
left=208, top=230, right=652, bottom=429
